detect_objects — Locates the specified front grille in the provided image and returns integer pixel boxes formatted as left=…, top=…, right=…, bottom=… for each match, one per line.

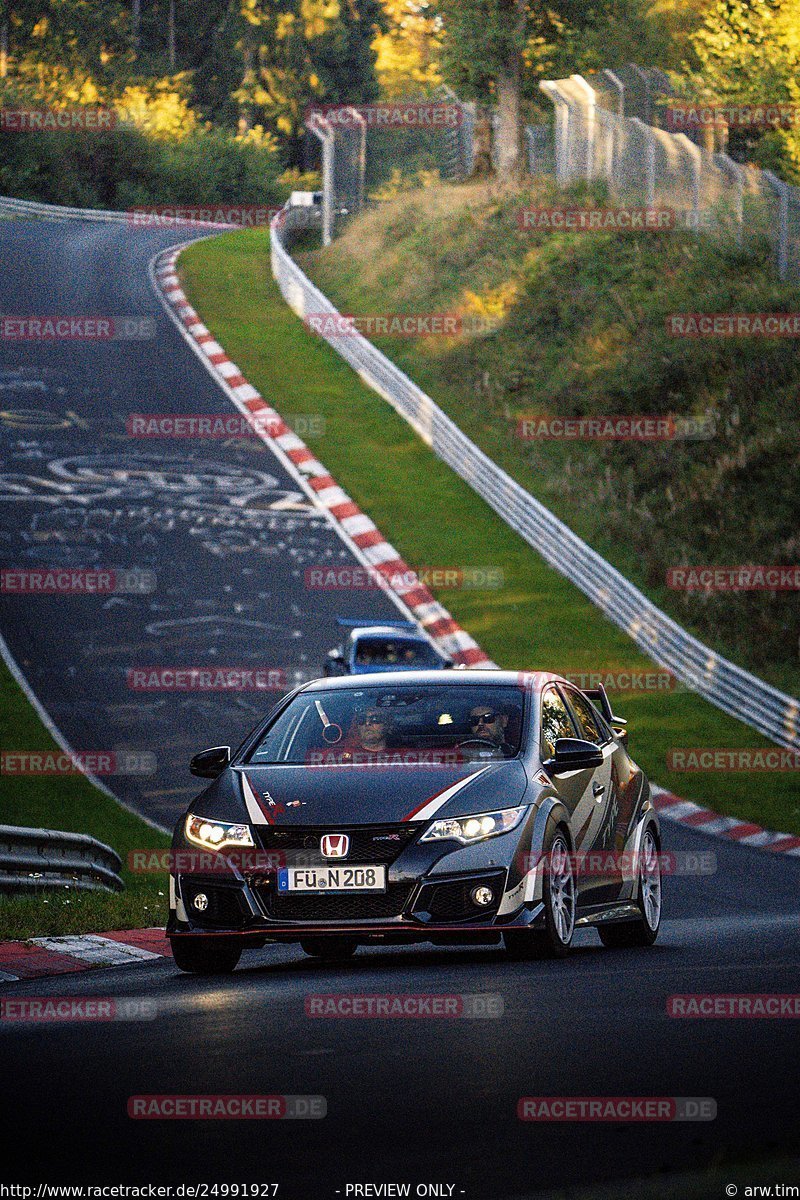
left=416, top=872, right=506, bottom=922
left=256, top=881, right=415, bottom=922
left=181, top=882, right=249, bottom=929
left=256, top=824, right=422, bottom=866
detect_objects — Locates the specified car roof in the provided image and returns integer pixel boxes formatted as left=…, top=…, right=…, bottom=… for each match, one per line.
left=349, top=627, right=429, bottom=642
left=299, top=669, right=567, bottom=691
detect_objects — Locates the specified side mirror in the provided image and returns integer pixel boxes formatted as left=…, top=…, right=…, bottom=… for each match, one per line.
left=548, top=738, right=604, bottom=773
left=189, top=746, right=231, bottom=779
left=323, top=651, right=348, bottom=677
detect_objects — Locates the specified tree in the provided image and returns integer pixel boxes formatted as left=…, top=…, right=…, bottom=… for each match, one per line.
left=373, top=0, right=442, bottom=97
left=1, top=0, right=131, bottom=75
left=690, top=0, right=794, bottom=96
left=168, top=0, right=175, bottom=68
left=437, top=0, right=529, bottom=180
left=228, top=0, right=385, bottom=159
left=688, top=0, right=800, bottom=180
left=132, top=0, right=141, bottom=55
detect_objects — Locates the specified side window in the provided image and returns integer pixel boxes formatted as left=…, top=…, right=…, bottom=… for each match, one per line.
left=539, top=687, right=577, bottom=759
left=564, top=688, right=605, bottom=745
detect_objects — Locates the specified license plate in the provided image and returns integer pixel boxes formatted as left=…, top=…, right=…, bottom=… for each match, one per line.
left=277, top=865, right=386, bottom=893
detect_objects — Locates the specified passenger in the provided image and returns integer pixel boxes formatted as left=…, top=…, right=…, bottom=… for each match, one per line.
left=338, top=705, right=393, bottom=762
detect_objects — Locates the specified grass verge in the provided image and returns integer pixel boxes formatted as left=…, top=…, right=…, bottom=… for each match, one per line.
left=0, top=658, right=169, bottom=941
left=179, top=227, right=800, bottom=834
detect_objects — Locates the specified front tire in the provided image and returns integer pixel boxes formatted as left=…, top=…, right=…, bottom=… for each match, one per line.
left=170, top=937, right=242, bottom=975
left=505, top=827, right=576, bottom=960
left=300, top=938, right=358, bottom=962
left=599, top=825, right=662, bottom=948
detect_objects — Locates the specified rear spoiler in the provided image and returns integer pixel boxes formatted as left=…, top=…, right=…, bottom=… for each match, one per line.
left=583, top=684, right=627, bottom=728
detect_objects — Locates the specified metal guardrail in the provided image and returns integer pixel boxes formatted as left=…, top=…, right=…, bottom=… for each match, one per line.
left=271, top=203, right=799, bottom=751
left=0, top=195, right=134, bottom=223
left=0, top=194, right=235, bottom=228
left=0, top=825, right=124, bottom=893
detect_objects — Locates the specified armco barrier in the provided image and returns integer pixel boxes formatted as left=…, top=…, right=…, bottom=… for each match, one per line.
left=0, top=825, right=124, bottom=893
left=0, top=194, right=235, bottom=228
left=271, top=202, right=799, bottom=751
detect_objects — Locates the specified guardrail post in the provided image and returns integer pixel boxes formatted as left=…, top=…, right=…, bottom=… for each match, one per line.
left=306, top=112, right=334, bottom=245
left=631, top=118, right=656, bottom=207
left=599, top=69, right=625, bottom=115
left=539, top=82, right=570, bottom=185
left=715, top=153, right=745, bottom=246
left=571, top=76, right=597, bottom=180
left=763, top=170, right=790, bottom=279
left=675, top=133, right=702, bottom=234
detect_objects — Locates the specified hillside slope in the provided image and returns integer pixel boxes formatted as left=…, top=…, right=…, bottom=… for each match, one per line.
left=301, top=179, right=800, bottom=699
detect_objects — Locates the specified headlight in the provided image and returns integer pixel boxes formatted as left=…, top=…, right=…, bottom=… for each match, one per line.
left=184, top=814, right=255, bottom=852
left=419, top=806, right=527, bottom=845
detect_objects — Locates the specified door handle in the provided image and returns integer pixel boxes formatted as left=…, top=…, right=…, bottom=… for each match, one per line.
left=593, top=782, right=605, bottom=799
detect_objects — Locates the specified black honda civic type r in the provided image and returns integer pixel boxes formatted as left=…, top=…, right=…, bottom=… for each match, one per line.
left=167, top=670, right=662, bottom=973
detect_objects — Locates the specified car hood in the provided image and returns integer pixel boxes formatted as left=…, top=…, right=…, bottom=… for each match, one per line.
left=196, top=759, right=530, bottom=827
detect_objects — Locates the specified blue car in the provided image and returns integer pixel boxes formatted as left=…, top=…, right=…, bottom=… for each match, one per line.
left=323, top=619, right=453, bottom=676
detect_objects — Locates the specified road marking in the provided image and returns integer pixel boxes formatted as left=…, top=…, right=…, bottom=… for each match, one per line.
left=30, top=935, right=163, bottom=965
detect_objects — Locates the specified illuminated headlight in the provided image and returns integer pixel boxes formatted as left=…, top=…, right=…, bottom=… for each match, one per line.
left=419, top=806, right=527, bottom=845
left=184, top=814, right=254, bottom=852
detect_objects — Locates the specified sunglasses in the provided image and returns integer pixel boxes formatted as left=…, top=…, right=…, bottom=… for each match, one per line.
left=470, top=712, right=498, bottom=726
left=357, top=714, right=385, bottom=725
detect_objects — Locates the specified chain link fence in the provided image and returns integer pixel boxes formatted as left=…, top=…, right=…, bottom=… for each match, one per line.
left=536, top=69, right=800, bottom=280
left=306, top=107, right=367, bottom=245
left=305, top=89, right=475, bottom=242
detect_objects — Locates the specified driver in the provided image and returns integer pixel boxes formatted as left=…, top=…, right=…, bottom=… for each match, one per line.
left=466, top=704, right=513, bottom=754
left=336, top=703, right=393, bottom=762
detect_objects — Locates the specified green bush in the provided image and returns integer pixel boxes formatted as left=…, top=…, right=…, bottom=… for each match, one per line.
left=0, top=123, right=287, bottom=209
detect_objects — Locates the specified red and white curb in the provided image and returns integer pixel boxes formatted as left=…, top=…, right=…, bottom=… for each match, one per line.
left=651, top=786, right=800, bottom=855
left=0, top=928, right=170, bottom=982
left=151, top=247, right=494, bottom=670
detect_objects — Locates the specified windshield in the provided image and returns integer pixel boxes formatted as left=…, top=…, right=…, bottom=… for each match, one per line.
left=246, top=684, right=525, bottom=765
left=354, top=637, right=443, bottom=668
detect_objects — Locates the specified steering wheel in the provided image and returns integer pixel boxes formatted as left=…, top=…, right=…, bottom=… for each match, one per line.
left=456, top=737, right=499, bottom=752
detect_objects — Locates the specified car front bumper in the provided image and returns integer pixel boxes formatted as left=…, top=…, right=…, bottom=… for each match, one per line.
left=167, top=865, right=545, bottom=942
